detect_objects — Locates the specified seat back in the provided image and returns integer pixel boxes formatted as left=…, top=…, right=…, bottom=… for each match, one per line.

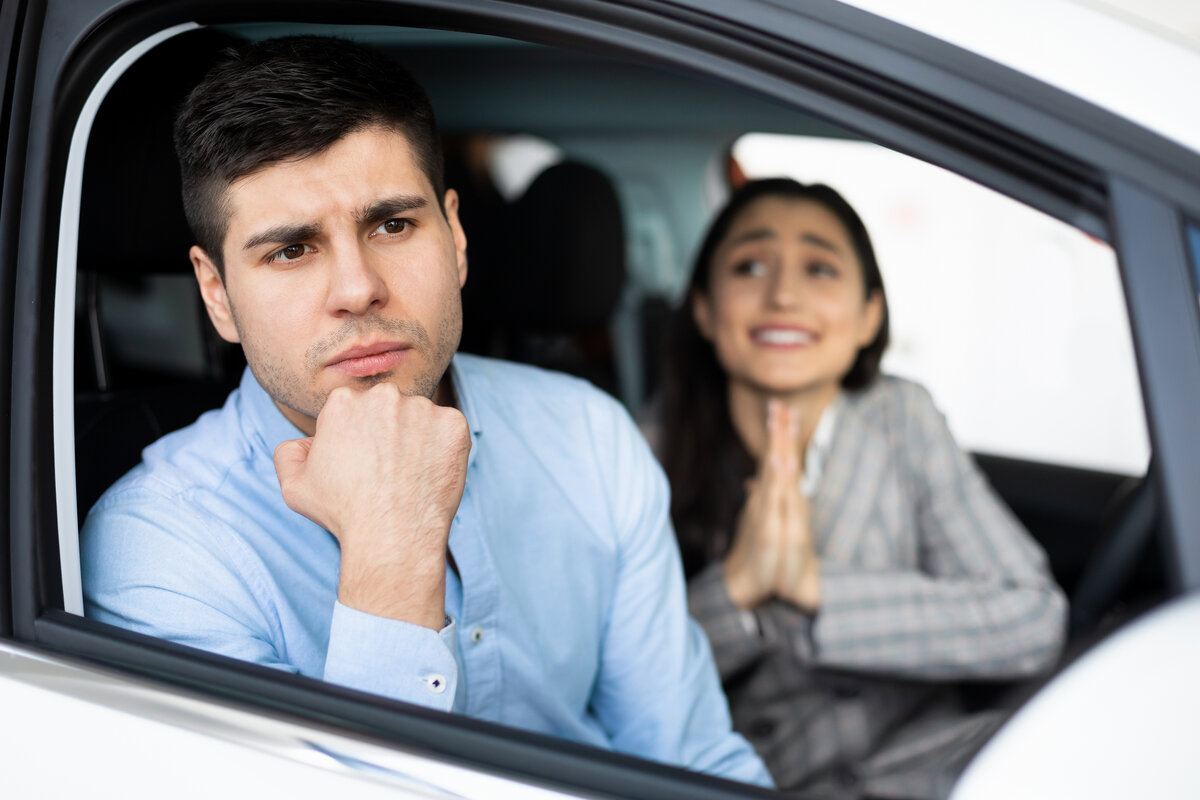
left=75, top=29, right=240, bottom=520
left=476, top=159, right=628, bottom=395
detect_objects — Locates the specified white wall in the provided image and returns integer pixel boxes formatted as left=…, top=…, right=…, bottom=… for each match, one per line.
left=734, top=134, right=1150, bottom=475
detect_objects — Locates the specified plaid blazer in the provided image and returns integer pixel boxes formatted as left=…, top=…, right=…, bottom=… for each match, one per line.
left=686, top=376, right=1067, bottom=798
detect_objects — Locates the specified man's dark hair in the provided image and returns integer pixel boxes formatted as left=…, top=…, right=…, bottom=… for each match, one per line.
left=174, top=35, right=445, bottom=273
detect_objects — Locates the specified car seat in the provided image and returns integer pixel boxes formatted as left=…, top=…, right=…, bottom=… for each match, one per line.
left=74, top=29, right=240, bottom=522
left=472, top=159, right=628, bottom=396
left=443, top=135, right=516, bottom=358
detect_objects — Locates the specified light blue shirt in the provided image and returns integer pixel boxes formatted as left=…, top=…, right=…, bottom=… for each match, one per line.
left=81, top=354, right=770, bottom=786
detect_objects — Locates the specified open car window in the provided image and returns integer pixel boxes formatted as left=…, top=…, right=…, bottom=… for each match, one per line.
left=732, top=133, right=1148, bottom=476
left=56, top=11, right=1168, bottom=782
left=7, top=2, right=1199, bottom=798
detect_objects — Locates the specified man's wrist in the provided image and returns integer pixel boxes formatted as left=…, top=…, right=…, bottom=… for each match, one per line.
left=338, top=549, right=448, bottom=630
left=337, top=584, right=447, bottom=630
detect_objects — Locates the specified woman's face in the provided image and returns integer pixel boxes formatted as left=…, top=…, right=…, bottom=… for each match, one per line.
left=692, top=195, right=883, bottom=399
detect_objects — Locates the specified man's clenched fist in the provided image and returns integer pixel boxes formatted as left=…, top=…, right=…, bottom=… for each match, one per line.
left=274, top=382, right=471, bottom=629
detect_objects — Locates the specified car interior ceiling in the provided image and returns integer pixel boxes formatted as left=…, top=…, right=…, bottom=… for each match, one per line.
left=73, top=24, right=1166, bottom=663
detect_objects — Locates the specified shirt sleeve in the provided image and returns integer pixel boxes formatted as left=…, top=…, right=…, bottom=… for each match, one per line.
left=325, top=602, right=460, bottom=710
left=763, top=381, right=1068, bottom=680
left=582, top=397, right=773, bottom=788
left=81, top=486, right=459, bottom=711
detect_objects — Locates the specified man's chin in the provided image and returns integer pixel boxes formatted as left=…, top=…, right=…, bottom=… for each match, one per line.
left=354, top=371, right=397, bottom=389
left=328, top=367, right=444, bottom=402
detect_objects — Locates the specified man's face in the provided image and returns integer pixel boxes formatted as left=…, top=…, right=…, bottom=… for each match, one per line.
left=191, top=125, right=468, bottom=435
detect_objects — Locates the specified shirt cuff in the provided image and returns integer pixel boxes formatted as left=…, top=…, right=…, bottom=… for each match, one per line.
left=759, top=605, right=817, bottom=663
left=324, top=600, right=459, bottom=711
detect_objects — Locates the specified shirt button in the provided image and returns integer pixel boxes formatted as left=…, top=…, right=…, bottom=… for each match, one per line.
left=424, top=674, right=448, bottom=694
left=470, top=626, right=484, bottom=644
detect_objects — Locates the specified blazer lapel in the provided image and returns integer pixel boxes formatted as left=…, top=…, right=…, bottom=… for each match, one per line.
left=812, top=390, right=891, bottom=562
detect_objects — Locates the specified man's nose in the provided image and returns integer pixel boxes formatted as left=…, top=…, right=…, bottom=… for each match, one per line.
left=326, top=246, right=389, bottom=315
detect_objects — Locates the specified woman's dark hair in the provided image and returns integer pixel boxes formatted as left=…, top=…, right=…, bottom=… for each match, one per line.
left=660, top=178, right=889, bottom=575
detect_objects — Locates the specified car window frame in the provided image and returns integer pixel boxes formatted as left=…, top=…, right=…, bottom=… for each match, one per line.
left=1189, top=222, right=1200, bottom=287
left=7, top=0, right=1200, bottom=796
left=1108, top=180, right=1200, bottom=592
left=0, top=0, right=29, bottom=639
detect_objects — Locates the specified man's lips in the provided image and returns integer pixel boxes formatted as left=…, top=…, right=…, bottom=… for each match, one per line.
left=325, top=342, right=412, bottom=377
left=750, top=326, right=817, bottom=348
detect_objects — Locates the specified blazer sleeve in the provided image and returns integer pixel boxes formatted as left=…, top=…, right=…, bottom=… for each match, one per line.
left=760, top=381, right=1067, bottom=680
left=686, top=561, right=779, bottom=681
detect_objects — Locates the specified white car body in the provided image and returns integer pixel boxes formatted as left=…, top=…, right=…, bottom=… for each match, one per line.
left=840, top=0, right=1200, bottom=155
left=0, top=640, right=582, bottom=799
left=3, top=1, right=1198, bottom=798
left=829, top=3, right=1200, bottom=796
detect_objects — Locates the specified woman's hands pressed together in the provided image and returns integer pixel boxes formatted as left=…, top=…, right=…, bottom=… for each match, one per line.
left=723, top=399, right=821, bottom=614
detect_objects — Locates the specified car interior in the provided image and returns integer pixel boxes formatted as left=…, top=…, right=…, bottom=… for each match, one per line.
left=64, top=16, right=1168, bottom=788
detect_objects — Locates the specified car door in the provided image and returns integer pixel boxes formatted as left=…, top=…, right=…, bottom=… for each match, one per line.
left=5, top=1, right=1200, bottom=797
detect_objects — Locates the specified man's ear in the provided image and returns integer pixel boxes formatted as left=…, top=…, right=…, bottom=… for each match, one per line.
left=443, top=188, right=469, bottom=288
left=191, top=246, right=240, bottom=344
left=691, top=290, right=715, bottom=341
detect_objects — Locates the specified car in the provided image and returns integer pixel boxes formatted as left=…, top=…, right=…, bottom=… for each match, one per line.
left=2, top=1, right=1198, bottom=797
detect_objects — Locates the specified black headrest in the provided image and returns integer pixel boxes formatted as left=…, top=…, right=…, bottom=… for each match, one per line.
left=501, top=160, right=627, bottom=331
left=80, top=29, right=236, bottom=278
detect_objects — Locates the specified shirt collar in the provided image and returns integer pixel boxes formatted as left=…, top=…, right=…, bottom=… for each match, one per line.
left=448, top=355, right=483, bottom=470
left=239, top=367, right=307, bottom=457
left=801, top=391, right=842, bottom=497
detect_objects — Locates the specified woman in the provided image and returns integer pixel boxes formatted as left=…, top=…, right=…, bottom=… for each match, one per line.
left=654, top=178, right=1067, bottom=798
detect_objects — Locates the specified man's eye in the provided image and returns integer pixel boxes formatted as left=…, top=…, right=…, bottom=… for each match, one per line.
left=269, top=244, right=311, bottom=263
left=375, top=218, right=411, bottom=235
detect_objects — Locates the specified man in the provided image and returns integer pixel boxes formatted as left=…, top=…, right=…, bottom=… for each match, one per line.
left=80, top=35, right=770, bottom=786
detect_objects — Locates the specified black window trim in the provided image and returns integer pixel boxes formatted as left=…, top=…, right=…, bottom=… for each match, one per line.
left=0, top=0, right=32, bottom=639
left=31, top=609, right=776, bottom=799
left=1188, top=222, right=1200, bottom=288
left=1108, top=180, right=1200, bottom=594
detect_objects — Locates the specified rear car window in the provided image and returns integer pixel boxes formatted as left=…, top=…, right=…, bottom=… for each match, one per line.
left=732, top=133, right=1149, bottom=475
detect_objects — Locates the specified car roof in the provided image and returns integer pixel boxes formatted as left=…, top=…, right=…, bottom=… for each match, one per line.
left=834, top=0, right=1200, bottom=156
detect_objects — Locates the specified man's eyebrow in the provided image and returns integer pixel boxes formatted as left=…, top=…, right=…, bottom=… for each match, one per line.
left=243, top=222, right=322, bottom=252
left=356, top=195, right=428, bottom=224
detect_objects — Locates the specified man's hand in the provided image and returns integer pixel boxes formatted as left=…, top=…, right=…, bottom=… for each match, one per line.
left=274, top=382, right=471, bottom=630
left=723, top=400, right=820, bottom=613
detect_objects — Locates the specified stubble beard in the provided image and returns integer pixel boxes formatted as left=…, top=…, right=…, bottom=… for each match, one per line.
left=232, top=299, right=463, bottom=422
